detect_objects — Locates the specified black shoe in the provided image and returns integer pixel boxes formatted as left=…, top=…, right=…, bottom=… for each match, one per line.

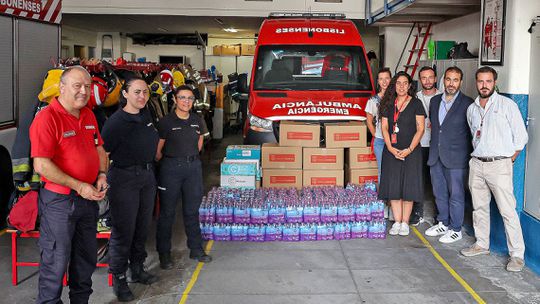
left=113, top=273, right=135, bottom=302
left=159, top=253, right=174, bottom=270
left=189, top=250, right=212, bottom=263
left=129, top=263, right=158, bottom=285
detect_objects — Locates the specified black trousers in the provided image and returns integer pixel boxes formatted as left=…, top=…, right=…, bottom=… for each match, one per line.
left=412, top=147, right=431, bottom=219
left=37, top=188, right=98, bottom=304
left=156, top=157, right=204, bottom=254
left=107, top=166, right=156, bottom=275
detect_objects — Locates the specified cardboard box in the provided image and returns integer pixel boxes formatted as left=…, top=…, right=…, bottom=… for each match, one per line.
left=221, top=175, right=256, bottom=189
left=347, top=168, right=378, bottom=185
left=303, top=170, right=344, bottom=187
left=226, top=145, right=261, bottom=160
left=220, top=44, right=241, bottom=56
left=279, top=121, right=320, bottom=147
left=262, top=169, right=302, bottom=189
left=262, top=143, right=302, bottom=169
left=324, top=121, right=367, bottom=148
left=303, top=148, right=344, bottom=170
left=212, top=45, right=222, bottom=56
left=222, top=157, right=261, bottom=179
left=347, top=147, right=378, bottom=169
left=241, top=44, right=255, bottom=56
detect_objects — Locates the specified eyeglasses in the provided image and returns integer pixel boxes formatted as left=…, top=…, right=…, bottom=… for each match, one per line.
left=177, top=95, right=195, bottom=102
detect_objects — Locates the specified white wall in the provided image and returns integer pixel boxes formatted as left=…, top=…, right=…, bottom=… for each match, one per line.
left=61, top=26, right=97, bottom=58
left=380, top=26, right=410, bottom=73
left=63, top=0, right=366, bottom=19
left=126, top=38, right=205, bottom=69
left=493, top=0, right=540, bottom=94
left=432, top=12, right=481, bottom=56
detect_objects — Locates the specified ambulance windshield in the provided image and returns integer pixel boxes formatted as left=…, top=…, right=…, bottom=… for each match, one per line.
left=253, top=45, right=373, bottom=91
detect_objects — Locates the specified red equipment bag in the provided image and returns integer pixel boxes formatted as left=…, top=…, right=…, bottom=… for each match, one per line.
left=7, top=190, right=38, bottom=232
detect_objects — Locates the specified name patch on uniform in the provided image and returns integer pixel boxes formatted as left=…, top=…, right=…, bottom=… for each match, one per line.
left=190, top=124, right=199, bottom=128
left=63, top=130, right=76, bottom=138
left=84, top=125, right=96, bottom=130
left=172, top=127, right=182, bottom=131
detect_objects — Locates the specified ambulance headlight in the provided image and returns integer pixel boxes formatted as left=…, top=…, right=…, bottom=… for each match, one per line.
left=248, top=110, right=273, bottom=130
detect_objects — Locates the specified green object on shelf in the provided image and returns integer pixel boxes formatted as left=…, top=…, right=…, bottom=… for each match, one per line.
left=427, top=39, right=435, bottom=59
left=435, top=41, right=456, bottom=60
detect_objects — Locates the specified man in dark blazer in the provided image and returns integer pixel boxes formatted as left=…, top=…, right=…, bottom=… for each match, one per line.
left=424, top=66, right=473, bottom=243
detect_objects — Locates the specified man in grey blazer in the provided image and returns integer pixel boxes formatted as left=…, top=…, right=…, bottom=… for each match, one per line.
left=424, top=66, right=473, bottom=243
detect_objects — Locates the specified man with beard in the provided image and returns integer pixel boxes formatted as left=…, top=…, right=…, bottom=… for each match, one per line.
left=410, top=66, right=441, bottom=226
left=461, top=66, right=528, bottom=272
left=424, top=67, right=473, bottom=243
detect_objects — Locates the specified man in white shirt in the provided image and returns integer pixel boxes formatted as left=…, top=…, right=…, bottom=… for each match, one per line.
left=411, top=66, right=441, bottom=226
left=461, top=66, right=528, bottom=272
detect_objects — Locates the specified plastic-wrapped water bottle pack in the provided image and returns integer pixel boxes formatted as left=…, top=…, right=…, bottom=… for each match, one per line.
left=199, top=182, right=387, bottom=242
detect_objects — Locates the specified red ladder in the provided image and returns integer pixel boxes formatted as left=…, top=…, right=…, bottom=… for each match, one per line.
left=404, top=22, right=432, bottom=77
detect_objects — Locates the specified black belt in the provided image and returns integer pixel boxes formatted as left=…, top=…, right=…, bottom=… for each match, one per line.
left=474, top=156, right=509, bottom=162
left=112, top=163, right=154, bottom=170
left=165, top=155, right=199, bottom=162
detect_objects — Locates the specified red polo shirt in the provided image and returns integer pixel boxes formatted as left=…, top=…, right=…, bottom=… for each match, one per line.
left=30, top=98, right=104, bottom=194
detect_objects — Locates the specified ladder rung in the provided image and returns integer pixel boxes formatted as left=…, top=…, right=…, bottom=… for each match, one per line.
left=408, top=49, right=427, bottom=52
left=414, top=33, right=431, bottom=37
left=403, top=64, right=416, bottom=68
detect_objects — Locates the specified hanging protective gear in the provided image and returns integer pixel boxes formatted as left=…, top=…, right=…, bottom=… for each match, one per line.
left=172, top=70, right=185, bottom=88
left=38, top=69, right=63, bottom=103
left=87, top=76, right=108, bottom=109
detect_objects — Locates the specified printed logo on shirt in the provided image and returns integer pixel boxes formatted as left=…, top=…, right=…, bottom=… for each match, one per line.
left=63, top=130, right=76, bottom=138
left=84, top=125, right=96, bottom=130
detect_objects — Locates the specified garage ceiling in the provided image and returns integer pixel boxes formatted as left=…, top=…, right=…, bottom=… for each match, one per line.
left=62, top=14, right=266, bottom=38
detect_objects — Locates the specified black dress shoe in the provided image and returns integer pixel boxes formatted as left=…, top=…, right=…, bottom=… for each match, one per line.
left=129, top=263, right=159, bottom=285
left=113, top=273, right=135, bottom=302
left=159, top=253, right=174, bottom=270
left=189, top=250, right=213, bottom=263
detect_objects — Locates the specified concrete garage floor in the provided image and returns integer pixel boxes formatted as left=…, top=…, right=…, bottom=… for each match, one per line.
left=1, top=134, right=539, bottom=304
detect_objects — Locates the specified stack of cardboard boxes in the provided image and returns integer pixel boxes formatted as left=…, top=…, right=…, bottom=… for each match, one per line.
left=261, top=121, right=379, bottom=188
left=220, top=145, right=261, bottom=189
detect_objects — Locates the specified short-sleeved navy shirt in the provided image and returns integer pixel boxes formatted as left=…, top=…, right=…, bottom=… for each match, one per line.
left=101, top=108, right=159, bottom=167
left=158, top=111, right=203, bottom=158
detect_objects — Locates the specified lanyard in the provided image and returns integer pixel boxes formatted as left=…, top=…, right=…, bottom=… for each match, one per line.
left=479, top=99, right=494, bottom=128
left=393, top=97, right=408, bottom=133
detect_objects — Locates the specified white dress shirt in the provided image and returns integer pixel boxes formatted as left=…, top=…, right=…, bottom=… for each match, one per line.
left=467, top=91, right=528, bottom=157
left=417, top=89, right=441, bottom=147
left=365, top=95, right=382, bottom=139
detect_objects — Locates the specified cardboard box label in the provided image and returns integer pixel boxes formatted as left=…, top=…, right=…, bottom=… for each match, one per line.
left=334, top=133, right=360, bottom=141
left=357, top=153, right=376, bottom=162
left=311, top=177, right=337, bottom=185
left=270, top=153, right=296, bottom=162
left=270, top=176, right=297, bottom=184
left=287, top=132, right=313, bottom=140
left=311, top=155, right=337, bottom=164
left=358, top=175, right=378, bottom=184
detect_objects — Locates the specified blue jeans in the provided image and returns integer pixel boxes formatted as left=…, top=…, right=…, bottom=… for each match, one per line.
left=430, top=159, right=467, bottom=231
left=373, top=137, right=385, bottom=182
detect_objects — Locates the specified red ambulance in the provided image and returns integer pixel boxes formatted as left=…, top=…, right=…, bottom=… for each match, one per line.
left=245, top=13, right=375, bottom=144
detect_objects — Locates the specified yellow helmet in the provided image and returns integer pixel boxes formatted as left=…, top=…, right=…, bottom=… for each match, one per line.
left=172, top=70, right=185, bottom=88
left=103, top=76, right=123, bottom=107
left=150, top=80, right=164, bottom=96
left=38, top=69, right=64, bottom=103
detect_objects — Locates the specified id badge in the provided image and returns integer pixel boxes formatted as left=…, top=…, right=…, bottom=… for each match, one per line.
left=391, top=133, right=397, bottom=144
left=475, top=129, right=481, bottom=139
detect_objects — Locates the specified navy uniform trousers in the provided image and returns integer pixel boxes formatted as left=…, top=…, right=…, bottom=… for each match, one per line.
left=37, top=188, right=98, bottom=304
left=107, top=165, right=156, bottom=275
left=156, top=157, right=204, bottom=254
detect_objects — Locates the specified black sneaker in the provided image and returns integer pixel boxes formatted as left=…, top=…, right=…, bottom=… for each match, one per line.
left=113, top=273, right=135, bottom=302
left=159, top=253, right=174, bottom=270
left=189, top=250, right=212, bottom=263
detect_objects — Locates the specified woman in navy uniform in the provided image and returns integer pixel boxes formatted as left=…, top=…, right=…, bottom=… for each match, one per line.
left=156, top=85, right=212, bottom=269
left=101, top=77, right=159, bottom=302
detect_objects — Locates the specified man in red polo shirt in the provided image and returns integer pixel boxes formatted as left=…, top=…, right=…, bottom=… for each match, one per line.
left=30, top=66, right=109, bottom=304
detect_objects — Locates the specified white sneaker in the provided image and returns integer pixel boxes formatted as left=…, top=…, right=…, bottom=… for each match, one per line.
left=425, top=222, right=448, bottom=237
left=439, top=230, right=462, bottom=244
left=389, top=222, right=401, bottom=235
left=398, top=222, right=410, bottom=236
